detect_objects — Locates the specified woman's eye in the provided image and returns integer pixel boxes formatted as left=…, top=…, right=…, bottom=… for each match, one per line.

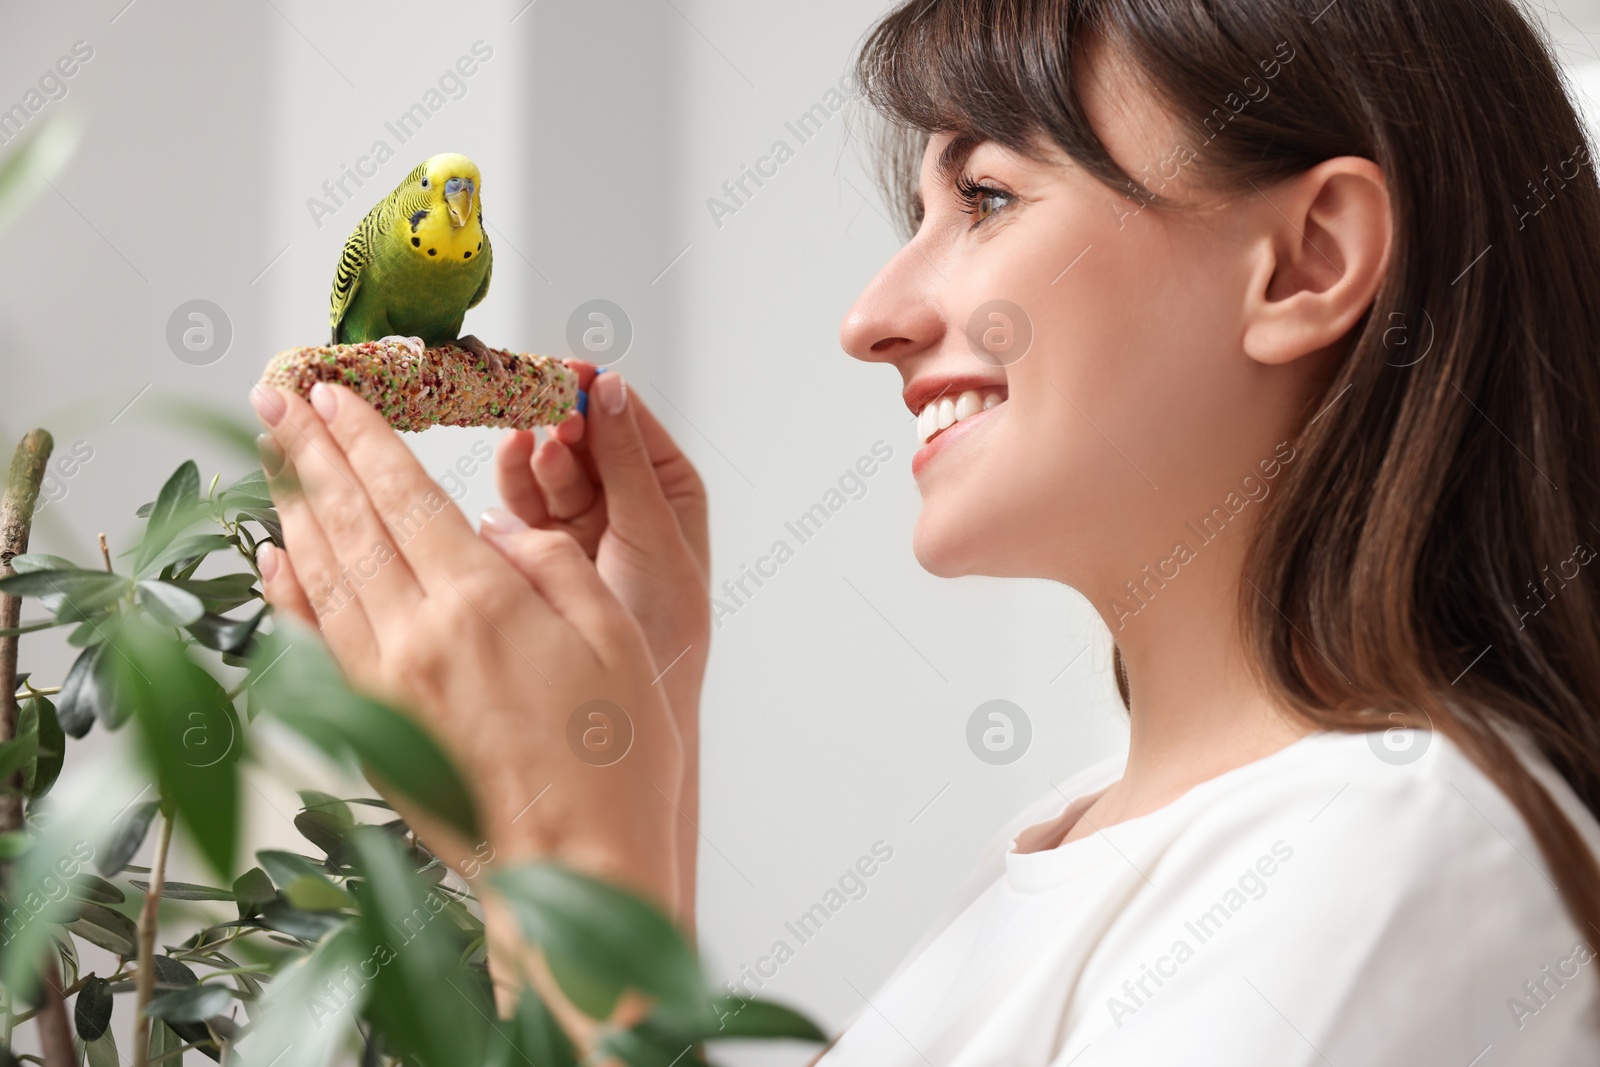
left=973, top=190, right=1008, bottom=222
left=955, top=177, right=1011, bottom=226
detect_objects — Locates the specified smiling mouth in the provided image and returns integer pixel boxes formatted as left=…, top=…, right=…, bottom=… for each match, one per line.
left=916, top=388, right=1007, bottom=446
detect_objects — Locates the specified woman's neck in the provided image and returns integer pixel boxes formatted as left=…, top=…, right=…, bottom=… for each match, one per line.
left=1064, top=520, right=1316, bottom=843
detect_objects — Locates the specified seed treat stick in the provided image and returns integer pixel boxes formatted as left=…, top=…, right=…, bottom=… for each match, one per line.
left=259, top=339, right=581, bottom=431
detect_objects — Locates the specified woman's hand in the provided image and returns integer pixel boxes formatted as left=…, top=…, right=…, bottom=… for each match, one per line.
left=493, top=363, right=711, bottom=931
left=495, top=363, right=711, bottom=717
left=247, top=379, right=685, bottom=972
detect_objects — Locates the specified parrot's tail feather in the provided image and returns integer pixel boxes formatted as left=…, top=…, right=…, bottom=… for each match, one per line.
left=259, top=340, right=578, bottom=432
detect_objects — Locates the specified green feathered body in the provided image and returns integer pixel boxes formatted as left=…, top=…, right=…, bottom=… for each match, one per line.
left=330, top=153, right=492, bottom=347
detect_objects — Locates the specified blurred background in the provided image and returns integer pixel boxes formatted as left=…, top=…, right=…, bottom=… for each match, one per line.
left=4, top=2, right=1600, bottom=1063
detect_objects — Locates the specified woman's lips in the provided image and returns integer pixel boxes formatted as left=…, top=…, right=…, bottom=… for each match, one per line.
left=912, top=400, right=1006, bottom=477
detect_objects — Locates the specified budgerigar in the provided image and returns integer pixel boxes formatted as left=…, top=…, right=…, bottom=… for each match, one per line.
left=329, top=152, right=504, bottom=376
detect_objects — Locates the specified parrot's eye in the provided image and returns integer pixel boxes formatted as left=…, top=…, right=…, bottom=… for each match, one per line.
left=420, top=177, right=430, bottom=189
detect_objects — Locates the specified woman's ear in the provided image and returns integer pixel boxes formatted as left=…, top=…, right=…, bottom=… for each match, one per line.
left=1241, top=157, right=1392, bottom=366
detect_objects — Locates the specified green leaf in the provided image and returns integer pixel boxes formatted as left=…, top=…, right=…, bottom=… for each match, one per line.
left=115, top=617, right=241, bottom=877
left=297, top=790, right=354, bottom=828
left=128, top=880, right=234, bottom=902
left=596, top=1028, right=710, bottom=1067
left=639, top=995, right=827, bottom=1043
left=19, top=694, right=64, bottom=797
left=226, top=924, right=366, bottom=1067
left=10, top=553, right=82, bottom=573
left=0, top=734, right=39, bottom=782
left=138, top=533, right=234, bottom=580
left=85, top=1032, right=120, bottom=1067
left=232, top=867, right=275, bottom=919
left=144, top=984, right=235, bottom=1022
left=136, top=461, right=203, bottom=575
left=136, top=580, right=205, bottom=626
left=0, top=569, right=124, bottom=600
left=151, top=954, right=199, bottom=988
left=148, top=1019, right=184, bottom=1065
left=248, top=621, right=480, bottom=842
left=234, top=507, right=282, bottom=545
left=283, top=875, right=354, bottom=912
left=257, top=899, right=345, bottom=941
left=67, top=619, right=103, bottom=647
left=70, top=873, right=126, bottom=905
left=0, top=110, right=80, bottom=237
left=74, top=976, right=114, bottom=1041
left=349, top=828, right=490, bottom=1065
left=97, top=799, right=159, bottom=876
left=256, top=849, right=332, bottom=890
left=293, top=810, right=349, bottom=857
left=219, top=468, right=272, bottom=508
left=67, top=901, right=140, bottom=956
left=57, top=643, right=113, bottom=738
left=544, top=947, right=624, bottom=1019
left=487, top=989, right=578, bottom=1067
left=489, top=863, right=705, bottom=1012
left=173, top=573, right=260, bottom=612
left=185, top=605, right=265, bottom=654
left=0, top=831, right=30, bottom=860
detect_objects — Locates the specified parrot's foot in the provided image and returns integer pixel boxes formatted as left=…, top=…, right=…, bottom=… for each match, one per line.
left=456, top=334, right=509, bottom=380
left=378, top=335, right=427, bottom=360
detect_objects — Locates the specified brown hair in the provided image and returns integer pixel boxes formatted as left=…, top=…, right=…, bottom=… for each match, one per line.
left=855, top=0, right=1600, bottom=950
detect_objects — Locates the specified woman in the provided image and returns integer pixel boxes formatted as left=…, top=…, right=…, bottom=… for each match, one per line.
left=247, top=0, right=1600, bottom=1062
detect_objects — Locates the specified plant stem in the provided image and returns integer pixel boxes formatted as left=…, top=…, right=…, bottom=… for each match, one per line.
left=1, top=429, right=53, bottom=830
left=98, top=532, right=111, bottom=572
left=32, top=957, right=75, bottom=1067
left=6, top=972, right=98, bottom=1025
left=0, top=429, right=56, bottom=1059
left=131, top=813, right=175, bottom=1067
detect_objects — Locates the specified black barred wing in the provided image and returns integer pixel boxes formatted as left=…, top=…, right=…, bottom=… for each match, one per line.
left=328, top=198, right=389, bottom=343
left=467, top=211, right=492, bottom=310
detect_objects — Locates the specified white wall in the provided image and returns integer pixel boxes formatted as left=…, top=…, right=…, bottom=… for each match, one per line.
left=6, top=2, right=1600, bottom=1064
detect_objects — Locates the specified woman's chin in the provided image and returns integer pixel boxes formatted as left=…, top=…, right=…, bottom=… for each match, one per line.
left=912, top=507, right=994, bottom=578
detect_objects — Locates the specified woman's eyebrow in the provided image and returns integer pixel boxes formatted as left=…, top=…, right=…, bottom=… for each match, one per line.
left=934, top=133, right=986, bottom=186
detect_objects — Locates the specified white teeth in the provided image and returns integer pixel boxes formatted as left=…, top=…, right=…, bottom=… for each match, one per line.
left=915, top=389, right=1006, bottom=446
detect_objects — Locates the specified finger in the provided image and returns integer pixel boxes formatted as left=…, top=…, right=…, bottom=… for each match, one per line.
left=494, top=429, right=551, bottom=527
left=252, top=428, right=380, bottom=666
left=302, top=381, right=486, bottom=586
left=584, top=372, right=683, bottom=545
left=551, top=410, right=586, bottom=447
left=531, top=437, right=598, bottom=521
left=478, top=508, right=626, bottom=654
left=623, top=388, right=710, bottom=569
left=252, top=384, right=424, bottom=627
left=256, top=542, right=315, bottom=628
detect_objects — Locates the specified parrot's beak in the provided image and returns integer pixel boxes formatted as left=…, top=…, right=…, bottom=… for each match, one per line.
left=445, top=185, right=475, bottom=228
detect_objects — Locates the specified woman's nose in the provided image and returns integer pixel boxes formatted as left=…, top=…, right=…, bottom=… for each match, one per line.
left=840, top=243, right=944, bottom=365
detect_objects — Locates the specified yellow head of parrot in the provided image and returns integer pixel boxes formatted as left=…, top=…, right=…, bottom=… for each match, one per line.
left=422, top=153, right=481, bottom=229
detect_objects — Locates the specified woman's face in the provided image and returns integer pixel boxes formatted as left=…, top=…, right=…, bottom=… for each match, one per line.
left=839, top=54, right=1324, bottom=613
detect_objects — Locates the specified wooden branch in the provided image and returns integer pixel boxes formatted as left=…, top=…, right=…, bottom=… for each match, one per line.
left=0, top=428, right=53, bottom=833
left=0, top=429, right=63, bottom=1065
left=32, top=958, right=74, bottom=1067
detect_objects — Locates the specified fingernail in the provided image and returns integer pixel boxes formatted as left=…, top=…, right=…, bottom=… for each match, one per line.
left=257, top=542, right=281, bottom=582
left=250, top=384, right=286, bottom=427
left=479, top=507, right=529, bottom=534
left=576, top=388, right=588, bottom=417
left=599, top=371, right=627, bottom=416
left=257, top=432, right=286, bottom=478
left=310, top=382, right=337, bottom=422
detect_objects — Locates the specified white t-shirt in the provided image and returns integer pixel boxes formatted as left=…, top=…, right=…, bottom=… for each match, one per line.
left=814, top=727, right=1600, bottom=1066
